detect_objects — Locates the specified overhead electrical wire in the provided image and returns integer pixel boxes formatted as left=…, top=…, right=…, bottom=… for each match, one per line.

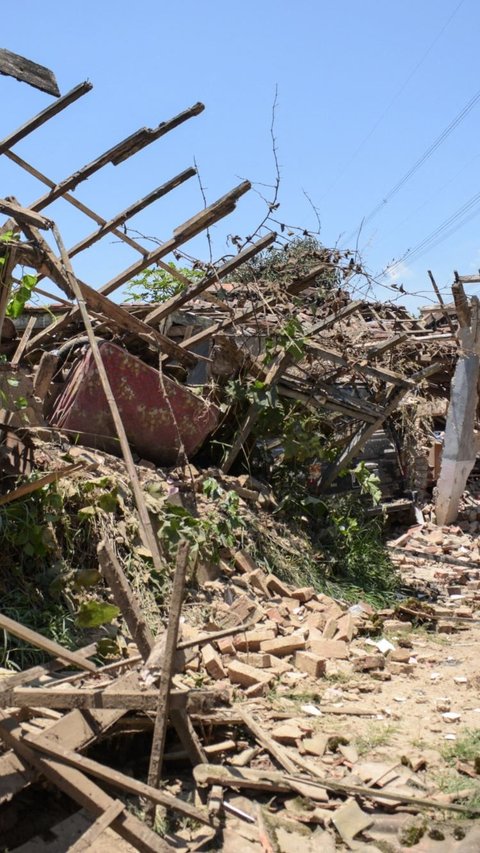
left=381, top=186, right=480, bottom=277
left=320, top=0, right=466, bottom=201
left=344, top=83, right=480, bottom=247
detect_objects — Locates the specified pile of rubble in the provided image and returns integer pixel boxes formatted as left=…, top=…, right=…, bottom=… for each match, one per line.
left=2, top=51, right=480, bottom=852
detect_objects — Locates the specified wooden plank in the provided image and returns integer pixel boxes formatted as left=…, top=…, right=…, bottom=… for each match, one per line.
left=68, top=799, right=125, bottom=852
left=97, top=540, right=154, bottom=661
left=0, top=81, right=91, bottom=155
left=0, top=714, right=169, bottom=853
left=222, top=352, right=290, bottom=473
left=26, top=736, right=210, bottom=824
left=147, top=541, right=191, bottom=796
left=367, top=333, right=407, bottom=357
left=10, top=315, right=37, bottom=365
left=143, top=232, right=276, bottom=325
left=427, top=270, right=455, bottom=333
left=0, top=614, right=97, bottom=673
left=0, top=643, right=97, bottom=692
left=0, top=197, right=52, bottom=229
left=66, top=167, right=196, bottom=260
left=0, top=671, right=140, bottom=805
left=28, top=103, right=204, bottom=212
left=318, top=361, right=443, bottom=491
left=239, top=708, right=298, bottom=774
left=0, top=49, right=60, bottom=96
left=177, top=619, right=257, bottom=650
left=24, top=181, right=251, bottom=353
left=0, top=462, right=84, bottom=506
left=2, top=686, right=218, bottom=711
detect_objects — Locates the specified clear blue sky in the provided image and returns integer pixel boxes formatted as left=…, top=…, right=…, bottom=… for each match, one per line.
left=1, top=0, right=479, bottom=312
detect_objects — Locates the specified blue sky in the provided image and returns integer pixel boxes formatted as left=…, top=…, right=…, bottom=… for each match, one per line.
left=1, top=0, right=479, bottom=312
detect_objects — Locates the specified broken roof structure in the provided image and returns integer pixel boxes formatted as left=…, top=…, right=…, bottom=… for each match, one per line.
left=1, top=54, right=480, bottom=852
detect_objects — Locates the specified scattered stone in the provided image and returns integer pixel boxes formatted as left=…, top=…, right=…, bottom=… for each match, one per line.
left=295, top=650, right=326, bottom=678
left=307, top=639, right=348, bottom=660
left=201, top=644, right=226, bottom=680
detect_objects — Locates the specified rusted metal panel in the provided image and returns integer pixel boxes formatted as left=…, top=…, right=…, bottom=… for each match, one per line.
left=49, top=342, right=218, bottom=465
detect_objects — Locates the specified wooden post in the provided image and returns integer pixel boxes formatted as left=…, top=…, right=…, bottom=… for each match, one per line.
left=147, top=541, right=190, bottom=813
left=97, top=540, right=154, bottom=661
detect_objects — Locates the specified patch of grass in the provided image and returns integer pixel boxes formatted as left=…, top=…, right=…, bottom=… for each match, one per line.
left=435, top=771, right=480, bottom=817
left=356, top=723, right=398, bottom=756
left=442, top=729, right=480, bottom=765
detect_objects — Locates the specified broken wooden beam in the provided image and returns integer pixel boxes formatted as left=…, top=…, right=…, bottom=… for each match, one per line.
left=97, top=540, right=154, bottom=661
left=65, top=167, right=197, bottom=260
left=0, top=613, right=97, bottom=673
left=68, top=800, right=125, bottom=852
left=28, top=103, right=205, bottom=213
left=147, top=540, right=191, bottom=798
left=0, top=48, right=61, bottom=96
left=0, top=713, right=169, bottom=853
left=0, top=462, right=85, bottom=507
left=0, top=685, right=224, bottom=711
left=25, top=736, right=211, bottom=824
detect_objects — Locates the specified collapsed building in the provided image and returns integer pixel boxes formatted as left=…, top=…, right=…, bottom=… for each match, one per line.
left=1, top=50, right=480, bottom=852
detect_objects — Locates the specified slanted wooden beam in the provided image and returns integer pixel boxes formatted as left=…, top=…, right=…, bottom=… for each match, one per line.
left=0, top=714, right=169, bottom=853
left=68, top=800, right=125, bottom=852
left=0, top=82, right=92, bottom=155
left=26, top=736, right=211, bottom=824
left=147, top=541, right=191, bottom=803
left=0, top=613, right=97, bottom=673
left=24, top=180, right=251, bottom=352
left=97, top=540, right=154, bottom=661
left=65, top=167, right=196, bottom=260
left=0, top=49, right=60, bottom=96
left=144, top=232, right=276, bottom=324
left=318, top=362, right=443, bottom=491
left=29, top=103, right=204, bottom=212
left=0, top=197, right=52, bottom=229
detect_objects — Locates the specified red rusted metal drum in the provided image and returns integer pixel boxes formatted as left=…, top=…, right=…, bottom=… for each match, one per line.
left=49, top=341, right=218, bottom=466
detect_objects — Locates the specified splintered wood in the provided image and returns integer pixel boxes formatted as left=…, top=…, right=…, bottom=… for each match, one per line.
left=1, top=48, right=475, bottom=853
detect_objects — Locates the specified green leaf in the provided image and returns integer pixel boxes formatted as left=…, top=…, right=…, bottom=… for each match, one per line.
left=74, top=569, right=101, bottom=589
left=78, top=505, right=96, bottom=518
left=97, top=491, right=118, bottom=512
left=76, top=600, right=120, bottom=628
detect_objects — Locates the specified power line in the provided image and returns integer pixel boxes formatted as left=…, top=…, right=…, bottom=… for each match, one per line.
left=381, top=186, right=480, bottom=277
left=320, top=0, right=466, bottom=202
left=345, top=83, right=480, bottom=247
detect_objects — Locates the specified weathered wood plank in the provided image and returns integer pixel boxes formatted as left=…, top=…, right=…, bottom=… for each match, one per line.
left=68, top=799, right=125, bottom=852
left=0, top=614, right=97, bottom=673
left=1, top=686, right=222, bottom=711
left=148, top=541, right=191, bottom=795
left=0, top=714, right=169, bottom=853
left=0, top=462, right=84, bottom=507
left=0, top=49, right=60, bottom=96
left=0, top=81, right=91, bottom=155
left=26, top=736, right=211, bottom=824
left=97, top=540, right=154, bottom=661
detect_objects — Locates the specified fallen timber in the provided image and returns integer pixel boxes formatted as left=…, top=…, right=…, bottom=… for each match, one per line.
left=2, top=57, right=479, bottom=853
